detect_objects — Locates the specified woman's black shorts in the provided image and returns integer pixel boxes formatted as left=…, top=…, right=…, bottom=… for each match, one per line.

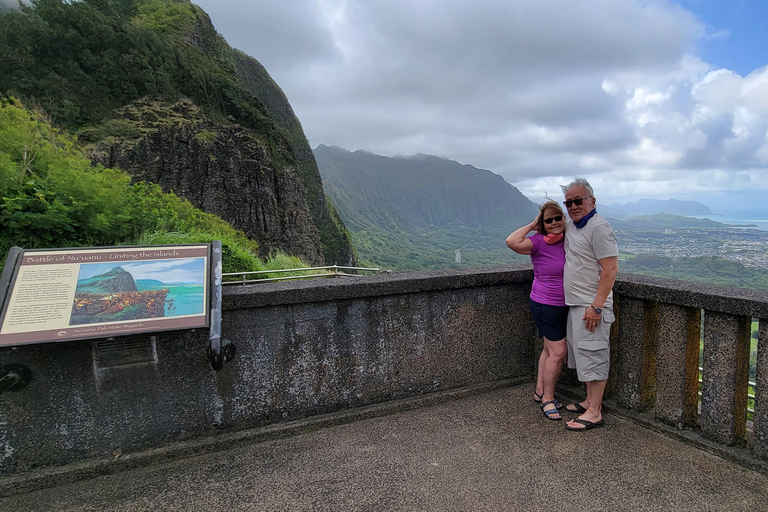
left=529, top=299, right=569, bottom=341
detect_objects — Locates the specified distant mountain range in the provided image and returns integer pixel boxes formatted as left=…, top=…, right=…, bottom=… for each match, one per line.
left=315, top=145, right=537, bottom=230
left=600, top=199, right=713, bottom=218
left=136, top=279, right=167, bottom=290
left=314, top=145, right=538, bottom=270
left=606, top=213, right=744, bottom=230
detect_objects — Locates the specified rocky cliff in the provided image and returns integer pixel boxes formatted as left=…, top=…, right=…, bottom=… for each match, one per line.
left=111, top=3, right=355, bottom=266
left=233, top=50, right=355, bottom=266
left=90, top=99, right=325, bottom=264
left=162, top=2, right=354, bottom=266
left=0, top=0, right=355, bottom=267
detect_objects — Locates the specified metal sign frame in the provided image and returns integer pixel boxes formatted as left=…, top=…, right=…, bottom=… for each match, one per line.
left=0, top=244, right=211, bottom=347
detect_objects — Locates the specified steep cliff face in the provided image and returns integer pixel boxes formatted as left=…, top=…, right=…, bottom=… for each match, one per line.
left=315, top=145, right=539, bottom=231
left=89, top=99, right=324, bottom=265
left=0, top=0, right=355, bottom=267
left=76, top=267, right=138, bottom=294
left=233, top=51, right=355, bottom=266
left=313, top=145, right=539, bottom=270
left=166, top=2, right=354, bottom=265
left=161, top=3, right=354, bottom=265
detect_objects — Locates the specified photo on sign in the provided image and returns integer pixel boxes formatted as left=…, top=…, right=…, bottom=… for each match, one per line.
left=70, top=258, right=206, bottom=326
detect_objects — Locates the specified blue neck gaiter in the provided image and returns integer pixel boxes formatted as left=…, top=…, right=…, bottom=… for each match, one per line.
left=574, top=209, right=597, bottom=229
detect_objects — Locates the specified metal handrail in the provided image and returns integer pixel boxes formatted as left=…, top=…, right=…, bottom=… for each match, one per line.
left=222, top=265, right=381, bottom=285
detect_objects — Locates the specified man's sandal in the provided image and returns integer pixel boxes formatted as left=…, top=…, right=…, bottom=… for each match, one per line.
left=533, top=391, right=564, bottom=409
left=565, top=418, right=604, bottom=431
left=541, top=401, right=562, bottom=421
left=565, top=402, right=587, bottom=413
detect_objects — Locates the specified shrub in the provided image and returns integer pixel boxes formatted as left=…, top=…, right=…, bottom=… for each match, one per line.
left=0, top=98, right=312, bottom=277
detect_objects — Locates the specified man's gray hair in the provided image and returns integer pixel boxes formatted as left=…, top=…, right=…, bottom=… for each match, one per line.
left=561, top=177, right=594, bottom=197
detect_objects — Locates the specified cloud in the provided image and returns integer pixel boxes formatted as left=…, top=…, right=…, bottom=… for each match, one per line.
left=0, top=0, right=25, bottom=9
left=194, top=0, right=768, bottom=209
left=199, top=0, right=339, bottom=74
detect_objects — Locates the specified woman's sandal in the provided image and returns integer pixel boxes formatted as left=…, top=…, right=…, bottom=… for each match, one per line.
left=533, top=390, right=564, bottom=409
left=540, top=400, right=562, bottom=420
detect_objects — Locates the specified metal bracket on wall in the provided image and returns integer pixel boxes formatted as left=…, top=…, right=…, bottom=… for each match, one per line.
left=0, top=363, right=32, bottom=392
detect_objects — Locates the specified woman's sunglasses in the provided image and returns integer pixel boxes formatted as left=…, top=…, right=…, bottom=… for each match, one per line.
left=543, top=215, right=563, bottom=224
left=563, top=196, right=592, bottom=208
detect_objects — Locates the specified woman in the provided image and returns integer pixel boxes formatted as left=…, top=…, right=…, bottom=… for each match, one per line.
left=506, top=201, right=569, bottom=420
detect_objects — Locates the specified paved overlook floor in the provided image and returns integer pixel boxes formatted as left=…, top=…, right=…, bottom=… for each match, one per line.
left=4, top=385, right=768, bottom=512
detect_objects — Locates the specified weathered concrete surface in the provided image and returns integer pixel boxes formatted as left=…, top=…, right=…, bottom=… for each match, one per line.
left=655, top=304, right=700, bottom=429
left=3, top=268, right=768, bottom=482
left=0, top=267, right=536, bottom=477
left=753, top=319, right=768, bottom=459
left=3, top=385, right=768, bottom=512
left=614, top=273, right=768, bottom=318
left=616, top=296, right=658, bottom=411
left=700, top=311, right=751, bottom=445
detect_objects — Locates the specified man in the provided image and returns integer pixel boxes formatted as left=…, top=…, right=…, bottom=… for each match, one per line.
left=560, top=178, right=618, bottom=431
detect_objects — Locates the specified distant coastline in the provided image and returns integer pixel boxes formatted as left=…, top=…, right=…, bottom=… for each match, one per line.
left=690, top=211, right=768, bottom=231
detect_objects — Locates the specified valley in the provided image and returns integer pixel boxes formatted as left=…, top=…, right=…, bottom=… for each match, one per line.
left=616, top=224, right=768, bottom=270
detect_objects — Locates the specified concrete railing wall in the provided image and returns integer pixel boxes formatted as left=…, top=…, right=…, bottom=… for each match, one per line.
left=610, top=274, right=768, bottom=459
left=2, top=267, right=768, bottom=478
left=0, top=267, right=538, bottom=476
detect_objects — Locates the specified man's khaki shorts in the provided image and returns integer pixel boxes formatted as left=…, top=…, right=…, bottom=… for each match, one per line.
left=566, top=306, right=614, bottom=382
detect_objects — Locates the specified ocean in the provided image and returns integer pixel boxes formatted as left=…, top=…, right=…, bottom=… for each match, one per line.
left=138, top=283, right=205, bottom=316
left=690, top=210, right=768, bottom=231
left=164, top=285, right=205, bottom=316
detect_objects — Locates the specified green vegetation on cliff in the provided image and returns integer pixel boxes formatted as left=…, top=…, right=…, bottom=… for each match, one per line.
left=314, top=145, right=537, bottom=270
left=0, top=0, right=176, bottom=129
left=0, top=98, right=306, bottom=275
left=0, top=0, right=279, bottom=146
left=0, top=0, right=355, bottom=265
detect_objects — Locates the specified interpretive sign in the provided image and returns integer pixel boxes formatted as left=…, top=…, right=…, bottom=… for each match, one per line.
left=0, top=245, right=210, bottom=347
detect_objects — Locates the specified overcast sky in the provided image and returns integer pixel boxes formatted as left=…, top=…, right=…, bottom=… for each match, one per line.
left=15, top=0, right=765, bottom=211
left=193, top=0, right=768, bottom=211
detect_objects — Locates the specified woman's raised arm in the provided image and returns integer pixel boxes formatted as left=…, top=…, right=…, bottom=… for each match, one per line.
left=506, top=218, right=539, bottom=255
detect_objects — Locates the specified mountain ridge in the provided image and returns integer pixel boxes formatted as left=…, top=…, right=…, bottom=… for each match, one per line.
left=601, top=199, right=713, bottom=218
left=313, top=144, right=537, bottom=270
left=76, top=267, right=138, bottom=294
left=315, top=144, right=537, bottom=231
left=607, top=212, right=755, bottom=230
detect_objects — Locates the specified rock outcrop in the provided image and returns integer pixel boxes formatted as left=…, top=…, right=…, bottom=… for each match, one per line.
left=76, top=267, right=138, bottom=294
left=0, top=0, right=355, bottom=266
left=233, top=51, right=356, bottom=266
left=89, top=2, right=355, bottom=266
left=90, top=99, right=325, bottom=265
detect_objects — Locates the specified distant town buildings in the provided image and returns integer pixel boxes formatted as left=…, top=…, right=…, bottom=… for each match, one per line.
left=617, top=227, right=768, bottom=269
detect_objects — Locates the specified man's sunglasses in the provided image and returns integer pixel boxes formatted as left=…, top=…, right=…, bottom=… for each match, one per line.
left=563, top=196, right=592, bottom=208
left=543, top=215, right=563, bottom=224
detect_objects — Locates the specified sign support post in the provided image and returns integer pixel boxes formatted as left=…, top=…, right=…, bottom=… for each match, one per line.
left=208, top=241, right=234, bottom=370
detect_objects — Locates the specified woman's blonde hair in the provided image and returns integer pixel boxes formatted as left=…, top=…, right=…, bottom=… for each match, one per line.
left=537, top=200, right=565, bottom=234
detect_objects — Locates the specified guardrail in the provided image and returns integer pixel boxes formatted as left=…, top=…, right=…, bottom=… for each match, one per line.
left=4, top=266, right=768, bottom=481
left=222, top=265, right=381, bottom=285
left=611, top=273, right=768, bottom=456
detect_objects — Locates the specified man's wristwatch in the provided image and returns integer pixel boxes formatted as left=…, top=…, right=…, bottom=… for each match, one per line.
left=590, top=305, right=603, bottom=314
